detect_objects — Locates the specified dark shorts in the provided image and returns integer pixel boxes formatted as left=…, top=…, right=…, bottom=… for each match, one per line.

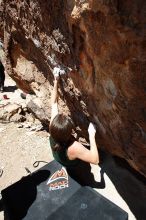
left=66, top=161, right=95, bottom=186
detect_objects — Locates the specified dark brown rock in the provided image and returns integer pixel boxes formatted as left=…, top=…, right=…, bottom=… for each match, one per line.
left=0, top=0, right=146, bottom=177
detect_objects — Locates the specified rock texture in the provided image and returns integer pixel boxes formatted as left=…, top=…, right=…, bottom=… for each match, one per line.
left=0, top=0, right=146, bottom=177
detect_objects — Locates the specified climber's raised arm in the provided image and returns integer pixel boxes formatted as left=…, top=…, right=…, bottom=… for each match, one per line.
left=50, top=75, right=59, bottom=124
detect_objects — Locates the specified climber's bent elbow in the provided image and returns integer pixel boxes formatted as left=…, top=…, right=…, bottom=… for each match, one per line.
left=91, top=157, right=99, bottom=165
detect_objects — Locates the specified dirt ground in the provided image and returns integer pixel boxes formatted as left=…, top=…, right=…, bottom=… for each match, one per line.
left=0, top=75, right=146, bottom=220
left=0, top=75, right=54, bottom=219
left=0, top=121, right=53, bottom=190
left=0, top=75, right=53, bottom=189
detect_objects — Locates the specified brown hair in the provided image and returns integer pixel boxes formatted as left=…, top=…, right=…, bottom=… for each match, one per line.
left=49, top=114, right=75, bottom=151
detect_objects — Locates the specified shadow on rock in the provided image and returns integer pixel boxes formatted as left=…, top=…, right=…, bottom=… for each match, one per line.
left=3, top=85, right=17, bottom=93
left=100, top=151, right=146, bottom=220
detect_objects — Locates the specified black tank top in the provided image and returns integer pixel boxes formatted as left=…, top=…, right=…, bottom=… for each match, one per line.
left=49, top=136, right=80, bottom=167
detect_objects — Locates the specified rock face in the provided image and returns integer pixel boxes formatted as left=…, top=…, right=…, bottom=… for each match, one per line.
left=0, top=0, right=146, bottom=177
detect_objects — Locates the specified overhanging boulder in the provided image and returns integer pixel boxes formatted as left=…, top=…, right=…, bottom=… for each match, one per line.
left=0, top=0, right=146, bottom=177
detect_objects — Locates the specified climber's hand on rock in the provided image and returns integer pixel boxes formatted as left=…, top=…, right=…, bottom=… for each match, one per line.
left=88, top=122, right=96, bottom=138
left=53, top=67, right=60, bottom=81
